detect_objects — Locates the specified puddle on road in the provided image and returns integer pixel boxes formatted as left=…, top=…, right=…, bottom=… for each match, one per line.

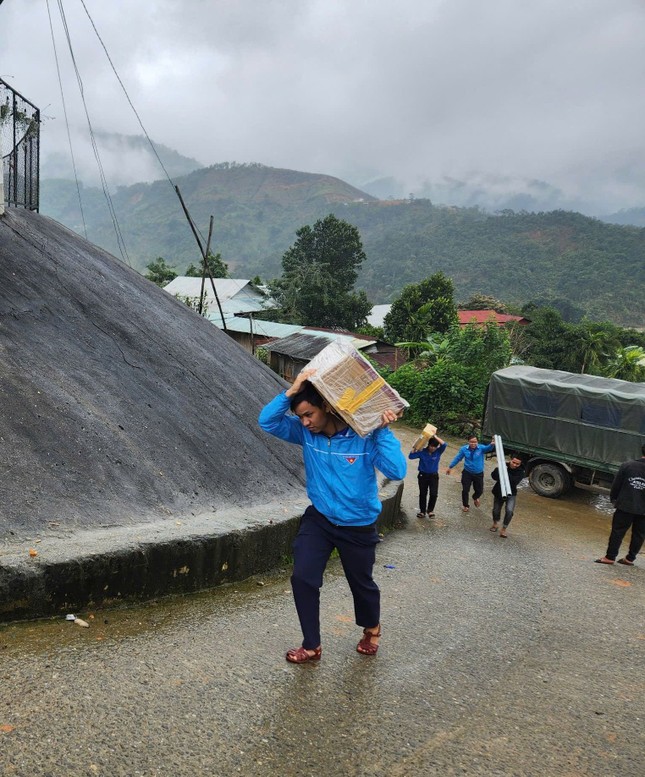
left=0, top=565, right=293, bottom=658
left=588, top=493, right=613, bottom=515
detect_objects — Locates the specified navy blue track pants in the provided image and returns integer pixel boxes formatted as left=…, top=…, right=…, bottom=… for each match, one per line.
left=291, top=505, right=380, bottom=650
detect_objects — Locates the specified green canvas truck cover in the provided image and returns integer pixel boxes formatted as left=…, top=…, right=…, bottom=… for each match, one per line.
left=483, top=366, right=645, bottom=474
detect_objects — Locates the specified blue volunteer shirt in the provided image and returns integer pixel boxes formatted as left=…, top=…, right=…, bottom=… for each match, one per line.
left=408, top=442, right=447, bottom=474
left=258, top=392, right=407, bottom=526
left=448, top=442, right=494, bottom=474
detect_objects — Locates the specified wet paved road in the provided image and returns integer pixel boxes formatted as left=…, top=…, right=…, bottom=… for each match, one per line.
left=1, top=427, right=643, bottom=776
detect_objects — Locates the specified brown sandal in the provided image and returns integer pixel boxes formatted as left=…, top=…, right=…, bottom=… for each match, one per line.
left=357, top=627, right=381, bottom=656
left=286, top=645, right=322, bottom=664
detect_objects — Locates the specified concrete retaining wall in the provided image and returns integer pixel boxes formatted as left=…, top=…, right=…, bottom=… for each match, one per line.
left=0, top=481, right=404, bottom=622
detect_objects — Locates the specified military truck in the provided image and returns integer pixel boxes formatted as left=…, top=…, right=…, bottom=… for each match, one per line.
left=482, top=366, right=645, bottom=498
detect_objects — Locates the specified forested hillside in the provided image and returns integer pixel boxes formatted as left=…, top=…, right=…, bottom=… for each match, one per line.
left=40, top=164, right=645, bottom=327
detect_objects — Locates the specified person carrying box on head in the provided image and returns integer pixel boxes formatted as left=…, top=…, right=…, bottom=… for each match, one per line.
left=409, top=430, right=447, bottom=518
left=259, top=367, right=407, bottom=664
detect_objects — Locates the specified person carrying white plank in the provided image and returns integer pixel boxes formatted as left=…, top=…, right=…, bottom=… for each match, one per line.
left=490, top=454, right=527, bottom=537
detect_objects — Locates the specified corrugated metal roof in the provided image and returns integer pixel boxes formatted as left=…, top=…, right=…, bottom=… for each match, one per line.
left=265, top=332, right=333, bottom=360
left=164, top=276, right=275, bottom=317
left=266, top=330, right=371, bottom=359
left=164, top=277, right=254, bottom=301
left=210, top=317, right=303, bottom=339
left=367, top=305, right=529, bottom=329
left=211, top=297, right=267, bottom=316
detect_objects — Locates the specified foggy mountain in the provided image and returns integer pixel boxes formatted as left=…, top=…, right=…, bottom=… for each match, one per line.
left=358, top=172, right=645, bottom=221
left=600, top=207, right=645, bottom=228
left=41, top=130, right=203, bottom=188
left=39, top=129, right=645, bottom=226
left=39, top=160, right=645, bottom=329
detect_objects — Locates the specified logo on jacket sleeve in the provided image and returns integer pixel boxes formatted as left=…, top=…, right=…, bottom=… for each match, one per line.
left=345, top=457, right=357, bottom=464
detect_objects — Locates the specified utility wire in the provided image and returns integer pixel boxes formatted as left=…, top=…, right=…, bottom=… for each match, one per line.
left=78, top=0, right=174, bottom=187
left=77, top=0, right=208, bottom=249
left=45, top=0, right=88, bottom=240
left=54, top=0, right=131, bottom=265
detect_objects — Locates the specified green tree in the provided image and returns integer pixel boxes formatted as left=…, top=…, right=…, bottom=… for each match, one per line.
left=447, top=322, right=512, bottom=382
left=383, top=273, right=457, bottom=344
left=356, top=323, right=385, bottom=340
left=385, top=322, right=512, bottom=434
left=175, top=294, right=209, bottom=317
left=603, top=346, right=645, bottom=381
left=145, top=257, right=177, bottom=287
left=522, top=298, right=584, bottom=323
left=521, top=307, right=578, bottom=370
left=573, top=323, right=619, bottom=374
left=185, top=252, right=229, bottom=278
left=395, top=333, right=451, bottom=366
left=268, top=214, right=372, bottom=329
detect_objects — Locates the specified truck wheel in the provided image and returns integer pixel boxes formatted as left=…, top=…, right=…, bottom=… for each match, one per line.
left=529, top=463, right=571, bottom=498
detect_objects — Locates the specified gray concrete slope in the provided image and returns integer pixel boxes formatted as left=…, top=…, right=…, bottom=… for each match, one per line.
left=0, top=208, right=305, bottom=539
left=0, top=208, right=406, bottom=621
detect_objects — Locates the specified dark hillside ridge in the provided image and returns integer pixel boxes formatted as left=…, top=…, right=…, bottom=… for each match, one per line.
left=353, top=204, right=645, bottom=328
left=0, top=209, right=305, bottom=539
left=40, top=163, right=376, bottom=277
left=40, top=166, right=645, bottom=328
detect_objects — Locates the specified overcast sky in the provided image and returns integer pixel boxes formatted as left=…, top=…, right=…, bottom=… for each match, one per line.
left=2, top=0, right=645, bottom=212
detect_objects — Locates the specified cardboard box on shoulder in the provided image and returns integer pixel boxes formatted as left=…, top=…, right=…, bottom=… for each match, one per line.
left=306, top=340, right=409, bottom=436
left=412, top=423, right=438, bottom=451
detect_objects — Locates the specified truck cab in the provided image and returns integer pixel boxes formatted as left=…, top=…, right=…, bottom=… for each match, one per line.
left=482, top=366, right=645, bottom=498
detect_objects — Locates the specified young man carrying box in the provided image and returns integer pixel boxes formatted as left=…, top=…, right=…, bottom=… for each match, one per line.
left=259, top=368, right=406, bottom=664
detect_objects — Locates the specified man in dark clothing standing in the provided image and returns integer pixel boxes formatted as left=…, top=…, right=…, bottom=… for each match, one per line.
left=490, top=454, right=526, bottom=538
left=595, top=443, right=645, bottom=566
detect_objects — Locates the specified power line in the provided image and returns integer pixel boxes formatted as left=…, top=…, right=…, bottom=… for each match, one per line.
left=78, top=0, right=176, bottom=189
left=77, top=0, right=209, bottom=250
left=46, top=0, right=212, bottom=266
left=54, top=0, right=131, bottom=265
left=45, top=0, right=88, bottom=240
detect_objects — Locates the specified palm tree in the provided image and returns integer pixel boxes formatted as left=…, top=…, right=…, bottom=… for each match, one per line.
left=578, top=328, right=611, bottom=374
left=604, top=346, right=645, bottom=382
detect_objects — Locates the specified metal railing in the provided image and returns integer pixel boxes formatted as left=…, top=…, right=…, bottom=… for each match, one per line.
left=1, top=77, right=40, bottom=211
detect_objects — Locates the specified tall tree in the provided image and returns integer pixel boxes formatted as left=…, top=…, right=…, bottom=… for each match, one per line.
left=521, top=307, right=579, bottom=370
left=573, top=323, right=618, bottom=374
left=383, top=273, right=457, bottom=343
left=269, top=214, right=372, bottom=329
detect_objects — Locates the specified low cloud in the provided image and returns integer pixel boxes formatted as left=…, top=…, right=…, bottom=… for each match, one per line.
left=2, top=0, right=644, bottom=213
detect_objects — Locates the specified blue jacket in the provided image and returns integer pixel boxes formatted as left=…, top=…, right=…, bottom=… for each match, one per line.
left=448, top=442, right=495, bottom=474
left=409, top=442, right=447, bottom=474
left=258, top=392, right=407, bottom=526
